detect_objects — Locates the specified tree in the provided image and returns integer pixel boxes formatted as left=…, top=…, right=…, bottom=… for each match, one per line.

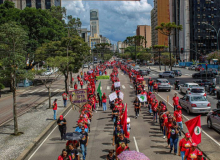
left=153, top=45, right=168, bottom=70
left=137, top=52, right=152, bottom=62
left=207, top=51, right=220, bottom=62
left=155, top=22, right=182, bottom=70
left=0, top=22, right=34, bottom=135
left=48, top=6, right=66, bottom=24
left=0, top=83, right=5, bottom=98
left=67, top=15, right=82, bottom=36
left=124, top=36, right=146, bottom=63
left=161, top=52, right=175, bottom=70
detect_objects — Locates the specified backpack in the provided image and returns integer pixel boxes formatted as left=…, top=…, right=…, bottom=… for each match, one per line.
left=63, top=94, right=67, bottom=99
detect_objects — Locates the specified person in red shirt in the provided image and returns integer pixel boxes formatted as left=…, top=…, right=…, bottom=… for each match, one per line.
left=178, top=133, right=192, bottom=160
left=66, top=140, right=79, bottom=149
left=172, top=93, right=179, bottom=111
left=151, top=99, right=158, bottom=122
left=166, top=116, right=173, bottom=148
left=74, top=82, right=78, bottom=90
left=52, top=99, right=58, bottom=120
left=147, top=92, right=153, bottom=114
left=116, top=142, right=129, bottom=157
left=102, top=93, right=107, bottom=111
left=197, top=151, right=206, bottom=160
left=184, top=143, right=199, bottom=160
left=78, top=115, right=88, bottom=128
left=80, top=80, right=83, bottom=89
left=160, top=111, right=169, bottom=139
left=174, top=105, right=184, bottom=136
left=153, top=80, right=158, bottom=94
left=57, top=149, right=72, bottom=160
left=62, top=92, right=68, bottom=107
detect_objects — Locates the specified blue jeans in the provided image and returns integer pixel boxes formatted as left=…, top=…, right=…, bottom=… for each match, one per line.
left=163, top=126, right=166, bottom=136
left=170, top=137, right=178, bottom=153
left=53, top=110, right=56, bottom=120
left=63, top=99, right=67, bottom=107
left=80, top=144, right=87, bottom=160
left=113, top=117, right=116, bottom=123
left=177, top=121, right=183, bottom=135
left=103, top=103, right=107, bottom=111
left=150, top=86, right=153, bottom=92
left=174, top=105, right=177, bottom=111
left=181, top=151, right=187, bottom=160
left=153, top=111, right=157, bottom=121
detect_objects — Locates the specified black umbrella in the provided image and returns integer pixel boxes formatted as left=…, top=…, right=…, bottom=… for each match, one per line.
left=63, top=132, right=83, bottom=141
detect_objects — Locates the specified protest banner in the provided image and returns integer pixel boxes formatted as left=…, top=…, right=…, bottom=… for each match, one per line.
left=109, top=92, right=117, bottom=101
left=119, top=92, right=124, bottom=100
left=69, top=89, right=87, bottom=106
left=114, top=82, right=120, bottom=88
left=137, top=94, right=147, bottom=102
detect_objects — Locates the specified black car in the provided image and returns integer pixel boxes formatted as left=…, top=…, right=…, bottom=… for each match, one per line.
left=139, top=69, right=148, bottom=76
left=193, top=79, right=211, bottom=86
left=192, top=71, right=215, bottom=79
left=172, top=70, right=182, bottom=76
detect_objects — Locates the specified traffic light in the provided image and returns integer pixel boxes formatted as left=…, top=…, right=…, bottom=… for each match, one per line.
left=206, top=64, right=208, bottom=70
left=181, top=48, right=184, bottom=54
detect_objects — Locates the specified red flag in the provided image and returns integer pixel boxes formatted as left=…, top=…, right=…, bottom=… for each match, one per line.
left=185, top=115, right=201, bottom=144
left=121, top=104, right=130, bottom=139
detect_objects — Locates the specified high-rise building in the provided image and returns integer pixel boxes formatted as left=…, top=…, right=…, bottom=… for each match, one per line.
left=0, top=0, right=61, bottom=9
left=169, top=0, right=190, bottom=62
left=78, top=28, right=90, bottom=43
left=90, top=9, right=99, bottom=37
left=151, top=0, right=170, bottom=47
left=136, top=25, right=151, bottom=48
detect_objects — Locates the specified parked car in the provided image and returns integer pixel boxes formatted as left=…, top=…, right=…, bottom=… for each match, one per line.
left=208, top=68, right=218, bottom=75
left=83, top=64, right=88, bottom=68
left=187, top=87, right=206, bottom=98
left=179, top=95, right=211, bottom=114
left=172, top=70, right=182, bottom=76
left=42, top=70, right=52, bottom=76
left=192, top=71, right=215, bottom=79
left=193, top=79, right=211, bottom=87
left=189, top=65, right=196, bottom=70
left=156, top=78, right=171, bottom=92
left=139, top=69, right=148, bottom=76
left=180, top=83, right=199, bottom=94
left=173, top=64, right=179, bottom=67
left=159, top=71, right=175, bottom=78
left=207, top=109, right=220, bottom=131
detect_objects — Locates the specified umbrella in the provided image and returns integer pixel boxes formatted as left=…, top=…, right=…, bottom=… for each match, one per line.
left=118, top=151, right=150, bottom=160
left=63, top=132, right=83, bottom=141
left=88, top=70, right=93, bottom=74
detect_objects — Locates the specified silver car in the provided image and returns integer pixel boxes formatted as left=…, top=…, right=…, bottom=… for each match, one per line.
left=159, top=71, right=175, bottom=78
left=156, top=79, right=171, bottom=92
left=187, top=87, right=206, bottom=98
left=207, top=109, right=220, bottom=131
left=179, top=95, right=211, bottom=114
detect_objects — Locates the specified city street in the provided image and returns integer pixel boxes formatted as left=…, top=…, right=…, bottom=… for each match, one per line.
left=25, top=68, right=220, bottom=160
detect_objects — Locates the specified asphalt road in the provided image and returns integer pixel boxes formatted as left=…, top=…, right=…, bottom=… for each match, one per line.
left=26, top=69, right=186, bottom=160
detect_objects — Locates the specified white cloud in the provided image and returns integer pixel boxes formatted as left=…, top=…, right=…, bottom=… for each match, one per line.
left=62, top=0, right=153, bottom=44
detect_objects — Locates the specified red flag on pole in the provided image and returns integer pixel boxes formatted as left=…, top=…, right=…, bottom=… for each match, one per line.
left=121, top=104, right=130, bottom=139
left=185, top=115, right=201, bottom=144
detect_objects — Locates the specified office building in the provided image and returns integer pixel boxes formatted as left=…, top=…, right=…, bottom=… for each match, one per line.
left=100, top=35, right=111, bottom=44
left=89, top=33, right=101, bottom=49
left=151, top=0, right=170, bottom=47
left=0, top=0, right=61, bottom=9
left=90, top=9, right=99, bottom=37
left=78, top=28, right=90, bottom=43
left=136, top=25, right=151, bottom=48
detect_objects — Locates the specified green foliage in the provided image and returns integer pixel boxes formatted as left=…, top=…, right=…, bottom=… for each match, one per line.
left=0, top=83, right=5, bottom=90
left=161, top=52, right=175, bottom=66
left=137, top=52, right=152, bottom=62
left=96, top=75, right=110, bottom=80
left=155, top=22, right=183, bottom=36
left=103, top=53, right=112, bottom=61
left=124, top=36, right=146, bottom=47
left=47, top=6, right=66, bottom=23
left=206, top=51, right=220, bottom=62
left=153, top=45, right=168, bottom=51
left=67, top=15, right=82, bottom=36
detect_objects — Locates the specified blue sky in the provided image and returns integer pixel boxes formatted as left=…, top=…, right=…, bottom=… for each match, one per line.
left=62, top=0, right=154, bottom=44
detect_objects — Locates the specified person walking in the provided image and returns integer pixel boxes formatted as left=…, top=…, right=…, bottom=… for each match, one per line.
left=102, top=93, right=107, bottom=111
left=52, top=99, right=58, bottom=120
left=80, top=80, right=83, bottom=89
left=97, top=92, right=102, bottom=107
left=68, top=144, right=80, bottom=160
left=174, top=105, right=184, bottom=136
left=57, top=115, right=67, bottom=140
left=178, top=133, right=192, bottom=160
left=169, top=121, right=179, bottom=155
left=151, top=99, right=158, bottom=123
left=57, top=149, right=71, bottom=160
left=62, top=92, right=68, bottom=107
left=133, top=97, right=141, bottom=119
left=74, top=82, right=78, bottom=90
left=172, top=93, right=179, bottom=111
left=184, top=143, right=199, bottom=160
left=79, top=127, right=88, bottom=160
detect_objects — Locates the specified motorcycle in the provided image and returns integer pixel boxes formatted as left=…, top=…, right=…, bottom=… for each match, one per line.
left=210, top=87, right=217, bottom=96
left=174, top=83, right=180, bottom=90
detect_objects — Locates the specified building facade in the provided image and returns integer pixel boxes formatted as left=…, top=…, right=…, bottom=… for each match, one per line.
left=0, top=0, right=61, bottom=9
left=90, top=9, right=99, bottom=38
left=89, top=33, right=101, bottom=49
left=136, top=25, right=151, bottom=48
left=151, top=0, right=170, bottom=47
left=78, top=28, right=90, bottom=43
left=169, top=0, right=190, bottom=62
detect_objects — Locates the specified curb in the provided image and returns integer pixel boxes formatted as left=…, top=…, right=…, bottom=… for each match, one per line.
left=17, top=103, right=72, bottom=160
left=154, top=93, right=211, bottom=160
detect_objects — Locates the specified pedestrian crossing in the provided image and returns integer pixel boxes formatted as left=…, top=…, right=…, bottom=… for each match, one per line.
left=20, top=88, right=64, bottom=95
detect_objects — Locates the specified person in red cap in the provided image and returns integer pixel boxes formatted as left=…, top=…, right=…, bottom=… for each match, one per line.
left=173, top=93, right=180, bottom=111
left=184, top=143, right=199, bottom=160
left=52, top=99, right=58, bottom=120
left=57, top=115, right=67, bottom=140
left=197, top=151, right=207, bottom=160
left=174, top=105, right=184, bottom=136
left=80, top=80, right=83, bottom=89
left=178, top=133, right=192, bottom=160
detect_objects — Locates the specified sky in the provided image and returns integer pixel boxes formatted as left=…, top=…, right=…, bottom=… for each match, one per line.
left=62, top=0, right=154, bottom=44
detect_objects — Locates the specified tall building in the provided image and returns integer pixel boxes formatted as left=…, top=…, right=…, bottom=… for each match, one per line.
left=100, top=35, right=111, bottom=44
left=136, top=25, right=151, bottom=48
left=151, top=0, right=170, bottom=47
left=189, top=0, right=220, bottom=61
left=89, top=33, right=101, bottom=49
left=90, top=9, right=99, bottom=37
left=0, top=0, right=61, bottom=9
left=78, top=28, right=90, bottom=43
left=169, top=0, right=190, bottom=62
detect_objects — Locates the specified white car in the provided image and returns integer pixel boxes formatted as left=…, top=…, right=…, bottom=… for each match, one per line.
left=173, top=64, right=179, bottom=67
left=187, top=87, right=206, bottom=98
left=180, top=83, right=199, bottom=94
left=189, top=65, right=196, bottom=70
left=83, top=64, right=88, bottom=68
left=159, top=71, right=175, bottom=78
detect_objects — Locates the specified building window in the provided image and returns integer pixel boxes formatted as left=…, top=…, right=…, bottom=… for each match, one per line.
left=36, top=0, right=41, bottom=9
left=203, top=7, right=206, bottom=11
left=197, top=22, right=200, bottom=25
left=45, top=0, right=51, bottom=9
left=197, top=14, right=200, bottom=18
left=198, top=29, right=200, bottom=32
left=26, top=0, right=31, bottom=7
left=197, top=0, right=200, bottom=4
left=197, top=7, right=200, bottom=11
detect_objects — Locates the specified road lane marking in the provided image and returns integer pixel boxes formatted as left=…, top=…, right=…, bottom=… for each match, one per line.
left=23, top=90, right=31, bottom=94
left=28, top=107, right=72, bottom=160
left=38, top=89, right=46, bottom=92
left=107, top=86, right=110, bottom=90
left=53, top=89, right=60, bottom=92
left=133, top=137, right=139, bottom=152
left=122, top=85, right=125, bottom=89
left=185, top=74, right=189, bottom=75
left=29, top=89, right=39, bottom=93
left=156, top=93, right=220, bottom=147
left=129, top=85, right=134, bottom=89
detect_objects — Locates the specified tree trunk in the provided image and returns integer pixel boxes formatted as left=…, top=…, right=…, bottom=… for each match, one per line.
left=12, top=73, right=18, bottom=135
left=70, top=72, right=73, bottom=88
left=64, top=74, right=68, bottom=93
left=48, top=87, right=51, bottom=108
